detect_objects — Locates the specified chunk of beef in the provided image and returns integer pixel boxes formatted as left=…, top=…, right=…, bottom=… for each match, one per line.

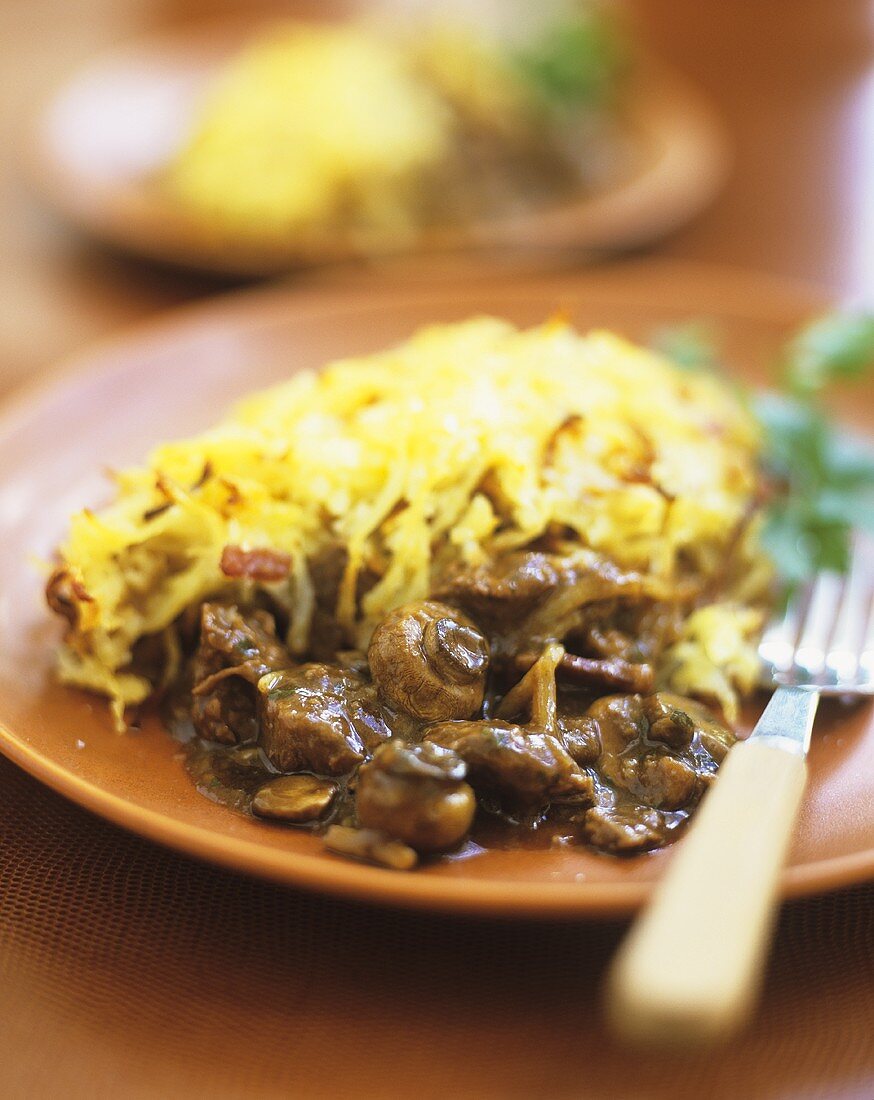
left=583, top=692, right=735, bottom=813
left=305, top=543, right=382, bottom=658
left=618, top=753, right=701, bottom=811
left=190, top=603, right=291, bottom=744
left=510, top=650, right=654, bottom=694
left=257, top=664, right=391, bottom=776
left=642, top=693, right=696, bottom=749
left=306, top=543, right=350, bottom=657
left=427, top=719, right=593, bottom=813
left=356, top=741, right=476, bottom=852
left=583, top=805, right=677, bottom=854
left=433, top=552, right=562, bottom=634
left=434, top=551, right=669, bottom=685
left=652, top=693, right=735, bottom=763
left=192, top=677, right=259, bottom=746
left=557, top=714, right=601, bottom=767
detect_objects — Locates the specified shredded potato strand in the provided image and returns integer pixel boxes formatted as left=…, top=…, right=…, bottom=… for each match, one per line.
left=52, top=318, right=769, bottom=721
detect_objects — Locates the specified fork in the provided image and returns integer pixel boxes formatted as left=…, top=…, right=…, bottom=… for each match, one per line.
left=606, top=537, right=874, bottom=1046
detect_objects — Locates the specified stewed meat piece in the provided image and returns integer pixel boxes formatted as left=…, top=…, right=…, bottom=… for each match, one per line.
left=434, top=551, right=667, bottom=699
left=257, top=664, right=391, bottom=775
left=641, top=693, right=696, bottom=749
left=433, top=551, right=563, bottom=634
left=252, top=775, right=339, bottom=823
left=583, top=692, right=734, bottom=813
left=427, top=719, right=594, bottom=814
left=436, top=550, right=669, bottom=644
left=645, top=692, right=735, bottom=764
left=356, top=741, right=476, bottom=852
left=556, top=714, right=601, bottom=767
left=190, top=603, right=291, bottom=744
left=368, top=600, right=489, bottom=722
left=583, top=805, right=681, bottom=854
left=509, top=649, right=655, bottom=694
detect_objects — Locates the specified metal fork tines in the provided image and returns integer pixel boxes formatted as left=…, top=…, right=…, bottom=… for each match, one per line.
left=758, top=537, right=874, bottom=695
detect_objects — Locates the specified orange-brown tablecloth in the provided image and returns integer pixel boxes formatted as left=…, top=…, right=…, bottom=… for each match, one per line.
left=1, top=752, right=871, bottom=1099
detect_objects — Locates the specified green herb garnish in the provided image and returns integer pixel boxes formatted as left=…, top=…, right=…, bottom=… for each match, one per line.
left=511, top=11, right=628, bottom=111
left=757, top=312, right=874, bottom=583
left=656, top=312, right=874, bottom=587
left=781, top=312, right=874, bottom=397
left=651, top=322, right=721, bottom=374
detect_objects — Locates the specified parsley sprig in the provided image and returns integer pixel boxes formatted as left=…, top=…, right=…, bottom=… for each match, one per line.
left=510, top=11, right=628, bottom=111
left=656, top=313, right=874, bottom=586
left=757, top=313, right=874, bottom=583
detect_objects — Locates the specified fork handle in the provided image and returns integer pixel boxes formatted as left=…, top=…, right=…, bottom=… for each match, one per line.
left=606, top=738, right=808, bottom=1045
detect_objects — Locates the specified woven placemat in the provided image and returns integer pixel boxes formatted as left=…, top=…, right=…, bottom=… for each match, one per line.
left=1, top=752, right=871, bottom=1099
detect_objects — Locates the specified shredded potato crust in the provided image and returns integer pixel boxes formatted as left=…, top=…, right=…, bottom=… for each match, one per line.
left=50, top=318, right=771, bottom=725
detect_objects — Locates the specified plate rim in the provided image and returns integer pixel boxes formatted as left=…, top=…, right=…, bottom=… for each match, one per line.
left=1, top=258, right=872, bottom=918
left=2, top=722, right=873, bottom=919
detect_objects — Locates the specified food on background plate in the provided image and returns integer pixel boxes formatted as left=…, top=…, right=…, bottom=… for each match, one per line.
left=46, top=313, right=874, bottom=870
left=165, top=7, right=631, bottom=253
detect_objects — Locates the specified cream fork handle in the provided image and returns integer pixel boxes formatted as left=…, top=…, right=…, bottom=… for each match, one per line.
left=606, top=737, right=808, bottom=1045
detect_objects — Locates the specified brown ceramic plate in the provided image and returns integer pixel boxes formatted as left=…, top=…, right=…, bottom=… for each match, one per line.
left=27, top=16, right=728, bottom=277
left=0, top=261, right=872, bottom=917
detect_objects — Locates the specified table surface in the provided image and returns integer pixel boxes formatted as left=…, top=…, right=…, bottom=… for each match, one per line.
left=1, top=2, right=873, bottom=1098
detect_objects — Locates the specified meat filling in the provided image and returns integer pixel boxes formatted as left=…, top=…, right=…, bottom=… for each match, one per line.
left=190, top=602, right=291, bottom=744
left=173, top=549, right=737, bottom=867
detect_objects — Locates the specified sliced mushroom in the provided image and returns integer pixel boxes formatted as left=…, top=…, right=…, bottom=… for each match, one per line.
left=367, top=600, right=489, bottom=722
left=252, top=775, right=338, bottom=822
left=324, top=825, right=418, bottom=871
left=356, top=741, right=476, bottom=852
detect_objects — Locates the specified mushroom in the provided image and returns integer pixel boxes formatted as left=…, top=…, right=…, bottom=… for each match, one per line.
left=252, top=775, right=339, bottom=822
left=324, top=825, right=418, bottom=871
left=367, top=600, right=489, bottom=722
left=356, top=741, right=476, bottom=852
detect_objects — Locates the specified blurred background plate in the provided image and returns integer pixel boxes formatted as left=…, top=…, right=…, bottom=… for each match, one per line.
left=0, top=259, right=872, bottom=917
left=26, top=15, right=729, bottom=277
